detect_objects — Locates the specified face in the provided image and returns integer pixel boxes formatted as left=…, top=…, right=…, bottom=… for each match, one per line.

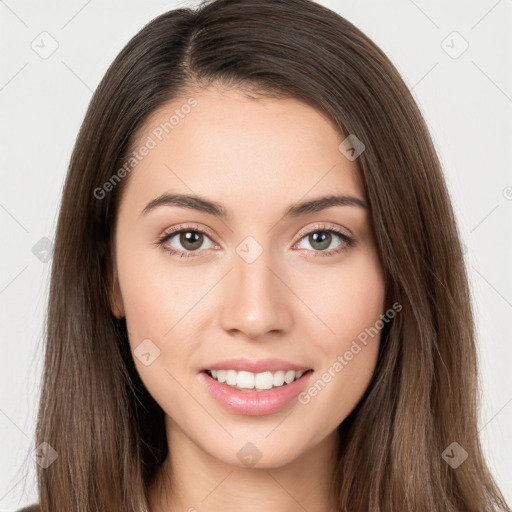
left=109, top=87, right=386, bottom=469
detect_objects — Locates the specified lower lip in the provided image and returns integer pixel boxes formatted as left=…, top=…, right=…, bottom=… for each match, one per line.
left=199, top=370, right=313, bottom=416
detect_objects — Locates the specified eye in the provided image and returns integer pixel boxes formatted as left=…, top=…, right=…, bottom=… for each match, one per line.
left=156, top=224, right=217, bottom=259
left=294, top=224, right=355, bottom=257
left=155, top=223, right=355, bottom=260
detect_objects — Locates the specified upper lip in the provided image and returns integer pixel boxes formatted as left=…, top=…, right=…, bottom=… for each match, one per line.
left=202, top=357, right=312, bottom=373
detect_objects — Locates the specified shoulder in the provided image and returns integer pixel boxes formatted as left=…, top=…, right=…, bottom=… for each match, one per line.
left=16, top=505, right=40, bottom=512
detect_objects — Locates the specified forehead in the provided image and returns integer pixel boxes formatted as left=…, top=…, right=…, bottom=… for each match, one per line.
left=119, top=88, right=366, bottom=217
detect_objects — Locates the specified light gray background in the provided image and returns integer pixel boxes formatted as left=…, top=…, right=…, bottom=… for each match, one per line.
left=1, top=0, right=511, bottom=510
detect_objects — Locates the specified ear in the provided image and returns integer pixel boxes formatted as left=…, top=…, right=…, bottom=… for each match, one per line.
left=107, top=264, right=125, bottom=319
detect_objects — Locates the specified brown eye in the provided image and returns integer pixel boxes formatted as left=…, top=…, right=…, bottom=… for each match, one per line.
left=308, top=231, right=332, bottom=251
left=178, top=230, right=204, bottom=251
left=295, top=227, right=354, bottom=257
left=157, top=226, right=216, bottom=258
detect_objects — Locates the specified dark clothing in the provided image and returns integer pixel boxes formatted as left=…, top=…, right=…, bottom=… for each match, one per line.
left=16, top=506, right=40, bottom=512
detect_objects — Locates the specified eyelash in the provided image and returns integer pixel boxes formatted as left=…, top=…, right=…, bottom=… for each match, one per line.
left=155, top=223, right=355, bottom=260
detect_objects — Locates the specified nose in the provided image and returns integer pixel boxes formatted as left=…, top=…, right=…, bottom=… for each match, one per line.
left=219, top=246, right=293, bottom=340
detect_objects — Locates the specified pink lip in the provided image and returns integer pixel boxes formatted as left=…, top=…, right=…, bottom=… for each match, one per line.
left=199, top=369, right=314, bottom=416
left=201, top=357, right=312, bottom=373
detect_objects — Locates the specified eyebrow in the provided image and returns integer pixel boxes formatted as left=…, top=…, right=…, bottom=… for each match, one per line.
left=140, top=192, right=368, bottom=219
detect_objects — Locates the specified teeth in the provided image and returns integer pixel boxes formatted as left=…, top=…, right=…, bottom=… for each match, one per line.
left=207, top=369, right=306, bottom=390
left=226, top=369, right=237, bottom=386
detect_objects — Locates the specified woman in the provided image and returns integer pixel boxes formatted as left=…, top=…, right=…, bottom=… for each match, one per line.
left=22, top=0, right=510, bottom=510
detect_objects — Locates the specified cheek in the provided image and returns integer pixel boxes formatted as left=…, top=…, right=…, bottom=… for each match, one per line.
left=115, top=236, right=215, bottom=386
left=296, top=248, right=385, bottom=345
left=117, top=238, right=201, bottom=345
left=120, top=272, right=170, bottom=345
left=293, top=251, right=385, bottom=423
left=328, top=254, right=385, bottom=376
left=117, top=257, right=203, bottom=410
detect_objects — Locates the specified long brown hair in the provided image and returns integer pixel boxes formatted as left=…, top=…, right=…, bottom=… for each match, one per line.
left=34, top=0, right=509, bottom=510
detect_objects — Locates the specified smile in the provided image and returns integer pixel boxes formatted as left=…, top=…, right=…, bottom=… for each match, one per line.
left=200, top=369, right=314, bottom=416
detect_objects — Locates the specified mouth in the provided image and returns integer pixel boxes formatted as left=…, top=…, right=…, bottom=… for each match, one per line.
left=202, top=368, right=314, bottom=392
left=200, top=366, right=314, bottom=415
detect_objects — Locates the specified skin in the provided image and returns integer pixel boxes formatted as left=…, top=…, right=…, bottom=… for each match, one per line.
left=109, top=86, right=386, bottom=512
